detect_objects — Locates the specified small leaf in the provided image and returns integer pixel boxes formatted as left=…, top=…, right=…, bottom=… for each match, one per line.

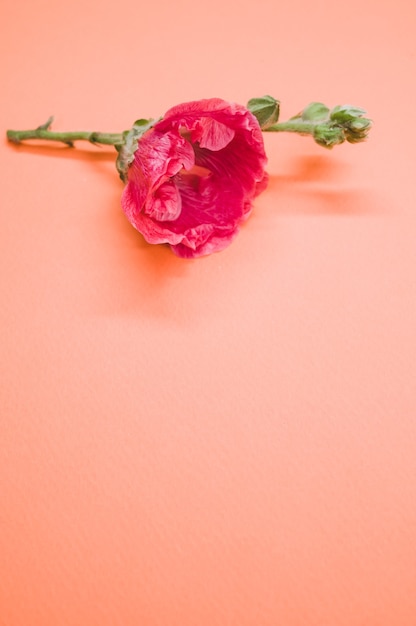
left=247, top=95, right=280, bottom=129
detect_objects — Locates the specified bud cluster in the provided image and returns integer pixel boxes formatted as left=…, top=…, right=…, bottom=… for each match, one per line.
left=248, top=96, right=372, bottom=148
left=306, top=103, right=372, bottom=147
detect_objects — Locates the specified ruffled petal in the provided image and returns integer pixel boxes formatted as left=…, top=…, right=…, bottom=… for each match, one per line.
left=191, top=118, right=235, bottom=151
left=131, top=130, right=194, bottom=188
left=171, top=229, right=239, bottom=258
left=144, top=180, right=182, bottom=222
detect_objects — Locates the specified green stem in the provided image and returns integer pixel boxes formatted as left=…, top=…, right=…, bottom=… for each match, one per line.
left=7, top=117, right=123, bottom=147
left=264, top=120, right=316, bottom=135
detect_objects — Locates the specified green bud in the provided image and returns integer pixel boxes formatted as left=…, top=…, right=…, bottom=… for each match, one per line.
left=247, top=95, right=280, bottom=129
left=300, top=102, right=330, bottom=122
left=330, top=105, right=367, bottom=123
left=349, top=119, right=369, bottom=131
left=345, top=118, right=372, bottom=143
left=313, top=125, right=344, bottom=148
left=115, top=118, right=155, bottom=182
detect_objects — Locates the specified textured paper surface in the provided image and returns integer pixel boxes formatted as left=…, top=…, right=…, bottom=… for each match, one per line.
left=1, top=0, right=416, bottom=624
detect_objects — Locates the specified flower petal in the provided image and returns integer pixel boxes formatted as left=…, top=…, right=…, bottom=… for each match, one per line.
left=144, top=180, right=182, bottom=221
left=192, top=118, right=235, bottom=151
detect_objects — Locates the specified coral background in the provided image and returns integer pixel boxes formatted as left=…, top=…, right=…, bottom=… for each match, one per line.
left=1, top=0, right=416, bottom=624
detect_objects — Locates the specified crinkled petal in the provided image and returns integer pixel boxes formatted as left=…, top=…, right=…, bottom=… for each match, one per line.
left=193, top=133, right=266, bottom=195
left=122, top=129, right=194, bottom=227
left=131, top=130, right=194, bottom=188
left=191, top=118, right=235, bottom=151
left=144, top=180, right=182, bottom=221
left=157, top=98, right=234, bottom=125
left=171, top=229, right=239, bottom=258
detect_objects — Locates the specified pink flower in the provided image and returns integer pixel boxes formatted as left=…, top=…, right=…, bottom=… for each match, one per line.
left=121, top=99, right=268, bottom=258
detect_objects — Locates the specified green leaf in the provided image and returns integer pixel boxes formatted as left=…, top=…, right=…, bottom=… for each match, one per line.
left=247, top=95, right=280, bottom=129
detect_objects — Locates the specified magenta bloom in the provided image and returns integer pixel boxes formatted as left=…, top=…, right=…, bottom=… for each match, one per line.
left=121, top=99, right=268, bottom=258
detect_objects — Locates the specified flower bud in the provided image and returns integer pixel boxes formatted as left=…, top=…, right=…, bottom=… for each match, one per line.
left=345, top=117, right=372, bottom=143
left=330, top=105, right=367, bottom=124
left=300, top=102, right=330, bottom=122
left=313, top=125, right=344, bottom=148
left=247, top=96, right=280, bottom=129
left=329, top=105, right=372, bottom=144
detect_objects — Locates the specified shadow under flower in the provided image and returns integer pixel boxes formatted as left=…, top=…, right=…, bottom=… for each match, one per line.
left=264, top=154, right=379, bottom=216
